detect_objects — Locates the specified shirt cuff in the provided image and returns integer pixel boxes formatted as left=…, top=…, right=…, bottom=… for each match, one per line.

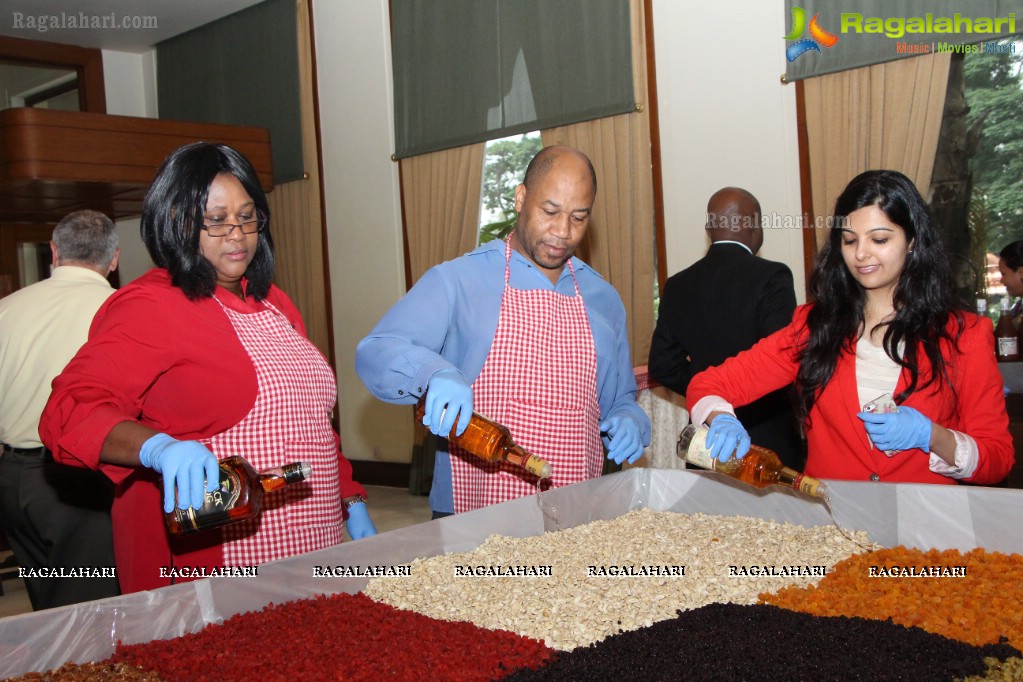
left=690, top=396, right=736, bottom=427
left=928, top=430, right=979, bottom=479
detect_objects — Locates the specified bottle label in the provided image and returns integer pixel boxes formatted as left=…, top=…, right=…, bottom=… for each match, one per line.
left=794, top=474, right=818, bottom=497
left=681, top=426, right=716, bottom=470
left=998, top=337, right=1018, bottom=357
left=523, top=455, right=553, bottom=479
left=171, top=463, right=243, bottom=532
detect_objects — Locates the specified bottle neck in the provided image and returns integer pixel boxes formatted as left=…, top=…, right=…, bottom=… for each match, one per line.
left=504, top=445, right=530, bottom=468
left=777, top=466, right=800, bottom=487
left=783, top=469, right=827, bottom=498
left=506, top=445, right=553, bottom=479
left=259, top=462, right=311, bottom=491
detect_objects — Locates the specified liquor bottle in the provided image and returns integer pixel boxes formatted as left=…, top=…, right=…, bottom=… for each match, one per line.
left=676, top=424, right=827, bottom=500
left=414, top=395, right=552, bottom=479
left=164, top=456, right=312, bottom=535
left=995, top=297, right=1020, bottom=362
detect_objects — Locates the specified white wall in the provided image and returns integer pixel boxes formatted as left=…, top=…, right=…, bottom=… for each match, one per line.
left=102, top=49, right=157, bottom=285
left=651, top=0, right=806, bottom=301
left=313, top=0, right=413, bottom=462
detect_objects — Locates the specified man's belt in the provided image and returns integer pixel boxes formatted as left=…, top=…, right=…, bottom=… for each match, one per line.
left=1, top=444, right=46, bottom=455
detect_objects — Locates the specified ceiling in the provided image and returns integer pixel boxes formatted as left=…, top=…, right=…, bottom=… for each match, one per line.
left=0, top=0, right=267, bottom=52
left=0, top=1, right=276, bottom=227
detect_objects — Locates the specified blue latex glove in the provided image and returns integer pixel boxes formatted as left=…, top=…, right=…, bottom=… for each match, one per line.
left=423, top=370, right=473, bottom=437
left=601, top=415, right=644, bottom=465
left=706, top=414, right=751, bottom=462
left=139, top=433, right=220, bottom=513
left=345, top=502, right=378, bottom=539
left=858, top=406, right=932, bottom=453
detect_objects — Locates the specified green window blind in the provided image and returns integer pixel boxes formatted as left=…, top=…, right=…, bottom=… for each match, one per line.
left=391, top=0, right=635, bottom=159
left=156, top=0, right=303, bottom=183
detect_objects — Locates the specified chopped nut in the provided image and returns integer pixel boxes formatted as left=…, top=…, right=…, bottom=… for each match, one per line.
left=366, top=509, right=876, bottom=650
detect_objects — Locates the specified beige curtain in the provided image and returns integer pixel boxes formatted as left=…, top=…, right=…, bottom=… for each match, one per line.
left=803, top=52, right=952, bottom=251
left=540, top=0, right=655, bottom=365
left=266, top=0, right=331, bottom=358
left=399, top=143, right=486, bottom=284
left=397, top=142, right=485, bottom=493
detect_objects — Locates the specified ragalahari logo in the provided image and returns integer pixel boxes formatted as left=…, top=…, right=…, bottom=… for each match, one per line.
left=785, top=6, right=839, bottom=62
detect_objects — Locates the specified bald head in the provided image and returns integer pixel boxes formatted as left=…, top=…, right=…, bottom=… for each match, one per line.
left=705, top=187, right=763, bottom=254
left=522, top=145, right=597, bottom=195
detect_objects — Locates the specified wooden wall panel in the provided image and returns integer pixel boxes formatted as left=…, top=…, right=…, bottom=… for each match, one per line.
left=0, top=108, right=273, bottom=223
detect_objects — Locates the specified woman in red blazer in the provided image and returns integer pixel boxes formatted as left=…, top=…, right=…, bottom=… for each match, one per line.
left=687, top=170, right=1014, bottom=485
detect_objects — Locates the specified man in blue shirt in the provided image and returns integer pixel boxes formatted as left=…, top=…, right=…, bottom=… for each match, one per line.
left=356, top=145, right=650, bottom=516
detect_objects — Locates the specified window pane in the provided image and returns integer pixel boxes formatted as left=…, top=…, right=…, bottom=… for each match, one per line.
left=478, top=131, right=541, bottom=245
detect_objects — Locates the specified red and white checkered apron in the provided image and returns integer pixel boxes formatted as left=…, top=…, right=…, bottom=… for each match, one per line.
left=450, top=237, right=602, bottom=513
left=206, top=297, right=344, bottom=566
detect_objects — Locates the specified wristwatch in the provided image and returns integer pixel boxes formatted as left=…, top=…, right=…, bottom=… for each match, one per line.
left=343, top=494, right=366, bottom=509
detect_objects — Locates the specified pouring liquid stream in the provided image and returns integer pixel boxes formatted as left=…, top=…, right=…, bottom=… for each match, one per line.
left=678, top=425, right=873, bottom=550
left=535, top=477, right=561, bottom=532
left=817, top=485, right=875, bottom=551
left=720, top=455, right=873, bottom=550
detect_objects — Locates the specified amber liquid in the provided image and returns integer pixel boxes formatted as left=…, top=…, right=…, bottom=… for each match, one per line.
left=677, top=425, right=826, bottom=500
left=414, top=396, right=552, bottom=479
left=676, top=425, right=878, bottom=548
left=714, top=445, right=822, bottom=496
left=164, top=456, right=311, bottom=535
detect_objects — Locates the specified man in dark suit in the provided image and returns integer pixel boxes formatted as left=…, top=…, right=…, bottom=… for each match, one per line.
left=648, top=187, right=804, bottom=468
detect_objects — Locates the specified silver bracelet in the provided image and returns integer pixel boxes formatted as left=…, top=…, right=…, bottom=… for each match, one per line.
left=343, top=495, right=366, bottom=509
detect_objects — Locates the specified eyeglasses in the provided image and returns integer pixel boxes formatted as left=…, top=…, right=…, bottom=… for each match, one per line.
left=201, top=210, right=267, bottom=238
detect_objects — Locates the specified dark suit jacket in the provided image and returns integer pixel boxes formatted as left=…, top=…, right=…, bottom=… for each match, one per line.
left=649, top=242, right=804, bottom=467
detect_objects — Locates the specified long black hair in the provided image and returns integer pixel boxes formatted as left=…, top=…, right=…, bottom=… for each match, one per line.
left=795, top=169, right=963, bottom=423
left=140, top=142, right=275, bottom=300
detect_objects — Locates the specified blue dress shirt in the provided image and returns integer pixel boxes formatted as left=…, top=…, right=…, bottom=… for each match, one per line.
left=355, top=238, right=650, bottom=512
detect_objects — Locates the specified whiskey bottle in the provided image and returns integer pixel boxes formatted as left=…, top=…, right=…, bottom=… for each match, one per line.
left=676, top=424, right=827, bottom=500
left=995, top=297, right=1020, bottom=361
left=164, top=456, right=312, bottom=535
left=414, top=395, right=552, bottom=479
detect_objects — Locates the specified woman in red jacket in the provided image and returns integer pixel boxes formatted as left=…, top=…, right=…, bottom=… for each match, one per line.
left=687, top=170, right=1013, bottom=485
left=41, top=143, right=377, bottom=593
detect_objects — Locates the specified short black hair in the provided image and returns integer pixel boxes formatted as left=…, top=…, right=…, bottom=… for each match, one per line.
left=1000, top=241, right=1023, bottom=270
left=140, top=142, right=274, bottom=300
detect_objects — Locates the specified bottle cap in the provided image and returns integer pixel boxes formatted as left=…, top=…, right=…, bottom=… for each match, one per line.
left=298, top=461, right=313, bottom=480
left=525, top=455, right=552, bottom=479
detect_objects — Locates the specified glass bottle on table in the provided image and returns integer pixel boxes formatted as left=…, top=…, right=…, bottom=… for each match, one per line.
left=676, top=424, right=827, bottom=500
left=414, top=394, right=552, bottom=479
left=995, top=297, right=1020, bottom=362
left=164, top=456, right=312, bottom=535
